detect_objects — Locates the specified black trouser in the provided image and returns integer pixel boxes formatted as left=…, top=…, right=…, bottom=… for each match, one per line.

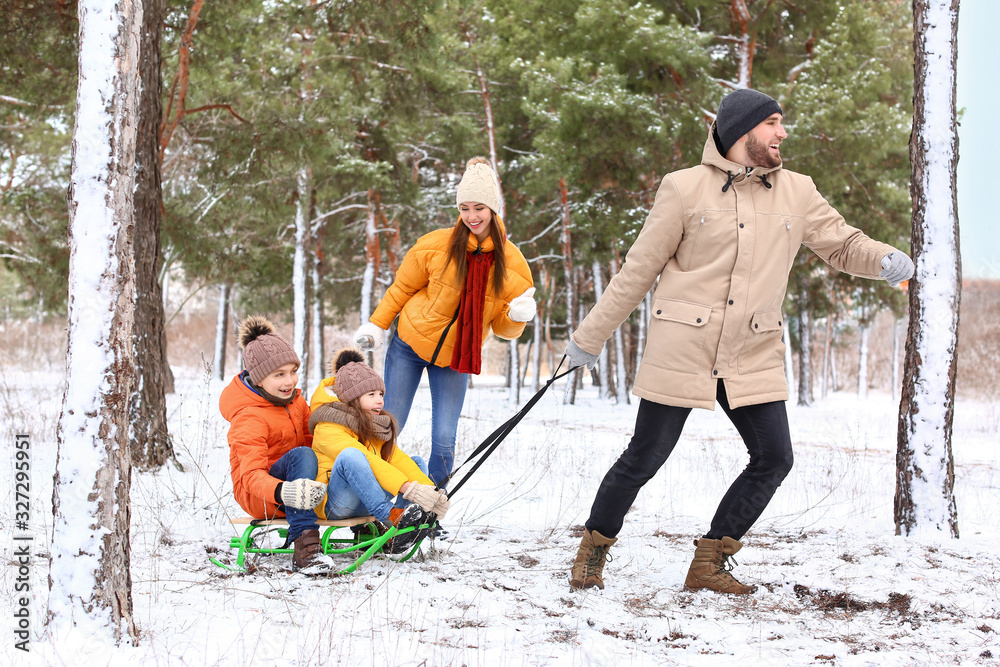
left=586, top=381, right=794, bottom=541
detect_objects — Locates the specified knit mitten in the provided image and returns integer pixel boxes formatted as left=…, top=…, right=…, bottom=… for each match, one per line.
left=429, top=493, right=450, bottom=521
left=279, top=478, right=326, bottom=510
left=402, top=483, right=445, bottom=513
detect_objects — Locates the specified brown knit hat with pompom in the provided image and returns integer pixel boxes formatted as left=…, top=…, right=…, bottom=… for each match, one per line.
left=238, top=316, right=300, bottom=385
left=455, top=156, right=501, bottom=214
left=331, top=348, right=384, bottom=404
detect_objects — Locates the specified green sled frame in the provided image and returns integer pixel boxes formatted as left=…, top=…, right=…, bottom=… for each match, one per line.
left=210, top=516, right=430, bottom=575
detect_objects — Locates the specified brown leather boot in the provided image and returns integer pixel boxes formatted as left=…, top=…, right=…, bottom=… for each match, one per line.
left=569, top=529, right=617, bottom=590
left=684, top=536, right=756, bottom=594
left=292, top=529, right=325, bottom=572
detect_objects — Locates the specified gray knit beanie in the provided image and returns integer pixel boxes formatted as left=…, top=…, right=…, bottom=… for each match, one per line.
left=238, top=316, right=300, bottom=385
left=331, top=348, right=385, bottom=404
left=715, top=89, right=783, bottom=156
left=455, top=156, right=501, bottom=214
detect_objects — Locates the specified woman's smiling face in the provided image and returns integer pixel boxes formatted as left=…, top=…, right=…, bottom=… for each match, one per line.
left=459, top=202, right=493, bottom=242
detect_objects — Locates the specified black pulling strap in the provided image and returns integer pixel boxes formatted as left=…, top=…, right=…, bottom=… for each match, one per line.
left=437, top=355, right=580, bottom=498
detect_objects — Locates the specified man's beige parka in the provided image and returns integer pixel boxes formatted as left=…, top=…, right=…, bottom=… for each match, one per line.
left=572, top=132, right=900, bottom=410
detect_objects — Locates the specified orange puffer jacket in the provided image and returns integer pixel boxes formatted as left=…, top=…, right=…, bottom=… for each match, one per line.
left=370, top=216, right=533, bottom=367
left=219, top=373, right=312, bottom=518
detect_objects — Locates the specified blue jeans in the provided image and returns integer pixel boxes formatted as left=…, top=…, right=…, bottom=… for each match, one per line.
left=324, top=448, right=428, bottom=522
left=382, top=333, right=468, bottom=486
left=268, top=446, right=320, bottom=541
left=587, top=381, right=794, bottom=541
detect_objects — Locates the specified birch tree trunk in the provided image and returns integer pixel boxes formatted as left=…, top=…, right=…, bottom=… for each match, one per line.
left=796, top=307, right=813, bottom=407
left=821, top=315, right=833, bottom=398
left=560, top=177, right=578, bottom=405
left=857, top=322, right=871, bottom=399
left=531, top=311, right=542, bottom=391
left=637, top=289, right=652, bottom=363
left=591, top=261, right=611, bottom=400
left=49, top=0, right=142, bottom=643
left=310, top=247, right=324, bottom=393
left=130, top=0, right=173, bottom=469
left=360, top=188, right=379, bottom=326
left=610, top=257, right=630, bottom=405
left=292, top=165, right=311, bottom=390
left=213, top=283, right=230, bottom=382
left=895, top=0, right=960, bottom=538
left=830, top=325, right=840, bottom=392
left=783, top=313, right=795, bottom=404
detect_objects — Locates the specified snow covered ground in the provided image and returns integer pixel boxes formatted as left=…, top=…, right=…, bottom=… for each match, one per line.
left=2, top=364, right=998, bottom=666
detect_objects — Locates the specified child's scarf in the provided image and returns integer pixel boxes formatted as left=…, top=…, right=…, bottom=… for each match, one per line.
left=309, top=402, right=393, bottom=444
left=450, top=247, right=494, bottom=374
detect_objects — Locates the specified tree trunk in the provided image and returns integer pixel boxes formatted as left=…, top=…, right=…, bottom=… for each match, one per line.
left=821, top=315, right=833, bottom=398
left=310, top=246, right=324, bottom=393
left=857, top=322, right=870, bottom=399
left=783, top=312, right=795, bottom=403
left=892, top=316, right=902, bottom=400
left=636, top=289, right=652, bottom=364
left=50, top=0, right=142, bottom=644
left=830, top=323, right=839, bottom=392
left=895, top=0, right=960, bottom=538
left=796, top=307, right=813, bottom=407
left=130, top=0, right=173, bottom=469
left=729, top=0, right=757, bottom=88
left=213, top=283, right=230, bottom=382
left=531, top=311, right=542, bottom=392
left=292, top=165, right=311, bottom=390
left=560, top=177, right=578, bottom=405
left=591, top=261, right=611, bottom=400
left=610, top=257, right=629, bottom=405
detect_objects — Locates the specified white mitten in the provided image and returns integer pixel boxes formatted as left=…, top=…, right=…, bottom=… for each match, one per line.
left=280, top=478, right=326, bottom=510
left=353, top=322, right=386, bottom=351
left=429, top=492, right=450, bottom=521
left=508, top=287, right=537, bottom=322
left=402, top=483, right=444, bottom=513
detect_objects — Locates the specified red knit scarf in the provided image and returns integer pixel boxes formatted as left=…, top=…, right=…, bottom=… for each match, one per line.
left=450, top=249, right=495, bottom=374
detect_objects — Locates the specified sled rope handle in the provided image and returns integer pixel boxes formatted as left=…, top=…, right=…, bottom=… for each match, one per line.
left=438, top=355, right=581, bottom=498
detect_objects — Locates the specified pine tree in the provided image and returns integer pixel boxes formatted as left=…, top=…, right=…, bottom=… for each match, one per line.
left=49, top=0, right=141, bottom=644
left=131, top=0, right=174, bottom=469
left=895, top=0, right=960, bottom=538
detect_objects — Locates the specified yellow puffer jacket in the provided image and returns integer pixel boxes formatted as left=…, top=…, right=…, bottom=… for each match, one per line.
left=309, top=378, right=432, bottom=519
left=370, top=216, right=533, bottom=367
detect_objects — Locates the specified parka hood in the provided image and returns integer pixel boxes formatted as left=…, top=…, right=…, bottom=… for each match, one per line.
left=702, top=123, right=783, bottom=191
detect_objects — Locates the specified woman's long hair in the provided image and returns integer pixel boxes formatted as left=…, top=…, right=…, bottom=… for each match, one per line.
left=444, top=211, right=507, bottom=294
left=343, top=400, right=399, bottom=462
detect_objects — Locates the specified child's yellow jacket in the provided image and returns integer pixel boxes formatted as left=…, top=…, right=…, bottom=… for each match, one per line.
left=309, top=377, right=432, bottom=519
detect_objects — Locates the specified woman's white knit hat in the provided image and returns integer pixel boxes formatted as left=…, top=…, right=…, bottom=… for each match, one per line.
left=455, top=156, right=501, bottom=214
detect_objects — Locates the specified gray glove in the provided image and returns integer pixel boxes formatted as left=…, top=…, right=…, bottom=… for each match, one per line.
left=880, top=251, right=914, bottom=287
left=565, top=338, right=600, bottom=371
left=402, top=483, right=446, bottom=514
left=353, top=322, right=386, bottom=352
left=507, top=287, right=537, bottom=322
left=279, top=478, right=326, bottom=510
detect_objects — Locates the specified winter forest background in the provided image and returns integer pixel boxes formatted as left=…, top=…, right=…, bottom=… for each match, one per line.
left=1, top=0, right=996, bottom=665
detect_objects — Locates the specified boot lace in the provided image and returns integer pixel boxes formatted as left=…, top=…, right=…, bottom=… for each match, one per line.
left=584, top=545, right=613, bottom=577
left=715, top=553, right=741, bottom=582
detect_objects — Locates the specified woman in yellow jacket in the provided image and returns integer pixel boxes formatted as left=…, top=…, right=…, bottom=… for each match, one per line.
left=310, top=348, right=449, bottom=552
left=354, top=157, right=535, bottom=487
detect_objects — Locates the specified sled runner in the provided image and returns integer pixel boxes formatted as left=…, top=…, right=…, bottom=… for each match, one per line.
left=210, top=515, right=430, bottom=574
